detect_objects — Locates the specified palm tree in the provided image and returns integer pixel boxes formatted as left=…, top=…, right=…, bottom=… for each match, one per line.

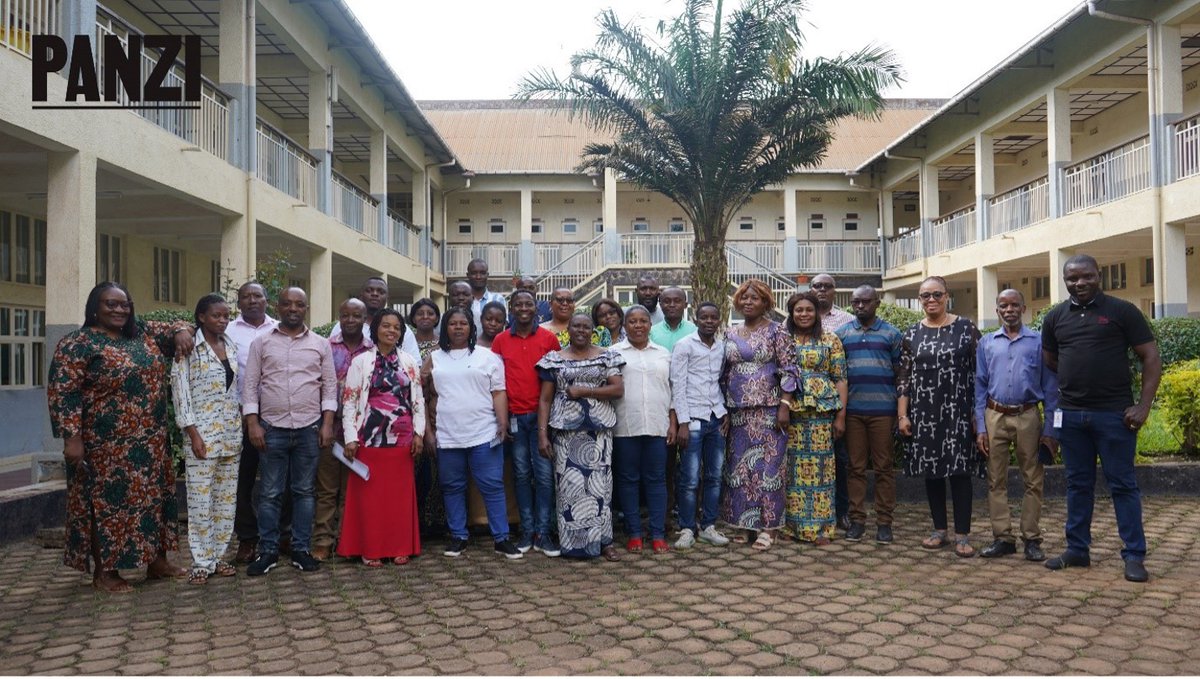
left=517, top=0, right=902, bottom=315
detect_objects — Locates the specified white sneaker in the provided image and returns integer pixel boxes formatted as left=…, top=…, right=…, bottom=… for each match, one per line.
left=698, top=525, right=730, bottom=546
left=674, top=528, right=696, bottom=550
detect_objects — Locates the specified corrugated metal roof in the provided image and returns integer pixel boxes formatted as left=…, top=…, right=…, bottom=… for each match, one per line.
left=420, top=100, right=941, bottom=175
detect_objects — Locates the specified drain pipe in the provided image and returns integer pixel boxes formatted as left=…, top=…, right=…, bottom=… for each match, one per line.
left=1087, top=0, right=1165, bottom=316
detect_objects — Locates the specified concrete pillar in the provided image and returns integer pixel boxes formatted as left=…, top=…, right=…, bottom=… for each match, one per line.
left=411, top=165, right=429, bottom=265
left=782, top=187, right=798, bottom=272
left=879, top=190, right=894, bottom=273
left=60, top=0, right=97, bottom=68
left=370, top=129, right=388, bottom=243
left=45, top=152, right=97, bottom=351
left=975, top=133, right=994, bottom=241
left=1047, top=88, right=1072, bottom=218
left=976, top=265, right=998, bottom=327
left=1154, top=24, right=1187, bottom=317
left=919, top=162, right=939, bottom=258
left=220, top=214, right=252, bottom=286
left=309, top=247, right=333, bottom=325
left=309, top=69, right=333, bottom=214
left=1048, top=248, right=1072, bottom=304
left=602, top=168, right=621, bottom=266
left=519, top=189, right=534, bottom=275
left=218, top=0, right=253, bottom=171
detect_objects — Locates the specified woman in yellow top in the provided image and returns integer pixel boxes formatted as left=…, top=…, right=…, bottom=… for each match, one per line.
left=782, top=291, right=847, bottom=545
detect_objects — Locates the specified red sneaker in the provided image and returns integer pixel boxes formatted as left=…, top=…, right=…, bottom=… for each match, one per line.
left=651, top=539, right=670, bottom=554
left=626, top=537, right=643, bottom=553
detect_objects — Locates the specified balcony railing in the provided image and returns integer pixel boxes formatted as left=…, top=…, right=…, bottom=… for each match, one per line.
left=331, top=172, right=378, bottom=234
left=929, top=207, right=976, bottom=255
left=886, top=229, right=922, bottom=268
left=1174, top=116, right=1200, bottom=182
left=256, top=121, right=319, bottom=206
left=95, top=6, right=230, bottom=160
left=1064, top=137, right=1150, bottom=214
left=2, top=0, right=59, bottom=56
left=444, top=243, right=519, bottom=276
left=620, top=233, right=693, bottom=266
left=535, top=242, right=593, bottom=274
left=988, top=177, right=1049, bottom=237
left=796, top=240, right=880, bottom=273
left=382, top=210, right=421, bottom=260
left=536, top=235, right=605, bottom=294
left=727, top=241, right=782, bottom=271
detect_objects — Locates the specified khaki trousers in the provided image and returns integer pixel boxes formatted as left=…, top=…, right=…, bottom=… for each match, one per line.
left=985, top=407, right=1044, bottom=543
left=845, top=414, right=897, bottom=526
left=313, top=443, right=349, bottom=550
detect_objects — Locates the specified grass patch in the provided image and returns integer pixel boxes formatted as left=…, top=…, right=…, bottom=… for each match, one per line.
left=1137, top=408, right=1181, bottom=458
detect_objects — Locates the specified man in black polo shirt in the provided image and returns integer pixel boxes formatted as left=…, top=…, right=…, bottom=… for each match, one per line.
left=1040, top=254, right=1161, bottom=582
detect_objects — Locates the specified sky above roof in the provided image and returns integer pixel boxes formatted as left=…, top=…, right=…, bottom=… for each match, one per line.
left=344, top=0, right=1083, bottom=101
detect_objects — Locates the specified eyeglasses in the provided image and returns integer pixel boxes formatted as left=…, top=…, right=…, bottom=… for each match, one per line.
left=552, top=297, right=574, bottom=304
left=918, top=291, right=947, bottom=301
left=102, top=300, right=132, bottom=310
left=810, top=283, right=835, bottom=290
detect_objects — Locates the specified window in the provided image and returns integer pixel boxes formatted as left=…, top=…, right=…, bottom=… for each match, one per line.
left=562, top=220, right=578, bottom=235
left=0, top=305, right=46, bottom=388
left=153, top=246, right=184, bottom=304
left=1143, top=257, right=1153, bottom=286
left=531, top=220, right=543, bottom=234
left=738, top=219, right=754, bottom=232
left=632, top=220, right=649, bottom=232
left=844, top=213, right=859, bottom=232
left=97, top=234, right=122, bottom=283
left=777, top=219, right=786, bottom=232
left=669, top=220, right=686, bottom=233
left=0, top=211, right=47, bottom=285
left=809, top=214, right=825, bottom=230
left=211, top=260, right=221, bottom=293
left=1101, top=262, right=1127, bottom=290
left=457, top=220, right=472, bottom=235
left=1033, top=276, right=1051, bottom=300
left=489, top=220, right=505, bottom=235
left=999, top=281, right=1012, bottom=293
left=594, top=220, right=604, bottom=234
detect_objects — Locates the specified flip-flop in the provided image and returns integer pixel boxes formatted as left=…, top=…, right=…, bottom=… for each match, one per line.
left=392, top=556, right=410, bottom=565
left=92, top=574, right=134, bottom=594
left=921, top=530, right=950, bottom=550
left=751, top=532, right=773, bottom=551
left=214, top=561, right=237, bottom=577
left=362, top=558, right=384, bottom=568
left=187, top=569, right=209, bottom=585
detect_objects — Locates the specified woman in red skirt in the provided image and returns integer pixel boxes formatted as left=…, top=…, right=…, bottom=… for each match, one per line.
left=339, top=309, right=426, bottom=566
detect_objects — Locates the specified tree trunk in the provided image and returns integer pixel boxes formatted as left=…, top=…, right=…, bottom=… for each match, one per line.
left=691, top=236, right=730, bottom=320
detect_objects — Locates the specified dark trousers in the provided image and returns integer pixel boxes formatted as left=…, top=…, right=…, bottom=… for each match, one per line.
left=834, top=437, right=849, bottom=520
left=233, top=431, right=291, bottom=544
left=926, top=475, right=973, bottom=535
left=1058, top=409, right=1145, bottom=561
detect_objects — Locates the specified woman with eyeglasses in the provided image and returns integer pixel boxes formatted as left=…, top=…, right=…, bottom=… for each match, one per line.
left=897, top=276, right=983, bottom=558
left=592, top=298, right=626, bottom=344
left=541, top=287, right=612, bottom=348
left=47, top=282, right=196, bottom=593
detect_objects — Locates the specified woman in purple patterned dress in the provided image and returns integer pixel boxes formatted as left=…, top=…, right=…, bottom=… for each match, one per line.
left=720, top=280, right=797, bottom=551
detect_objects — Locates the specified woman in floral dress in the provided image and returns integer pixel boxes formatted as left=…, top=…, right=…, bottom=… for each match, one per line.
left=48, top=282, right=193, bottom=593
left=537, top=313, right=625, bottom=561
left=782, top=291, right=847, bottom=545
left=720, top=280, right=797, bottom=551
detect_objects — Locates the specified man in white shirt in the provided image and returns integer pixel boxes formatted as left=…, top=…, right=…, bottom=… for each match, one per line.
left=466, top=258, right=506, bottom=332
left=329, top=276, right=420, bottom=361
left=226, top=281, right=280, bottom=564
left=670, top=301, right=731, bottom=549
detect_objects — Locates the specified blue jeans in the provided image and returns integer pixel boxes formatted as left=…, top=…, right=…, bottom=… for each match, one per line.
left=506, top=412, right=555, bottom=536
left=613, top=436, right=668, bottom=539
left=834, top=437, right=849, bottom=521
left=676, top=415, right=725, bottom=532
left=1058, top=409, right=1145, bottom=561
left=439, top=441, right=510, bottom=541
left=257, top=419, right=321, bottom=554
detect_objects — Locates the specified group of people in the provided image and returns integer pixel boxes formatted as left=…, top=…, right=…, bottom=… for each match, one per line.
left=46, top=253, right=1161, bottom=592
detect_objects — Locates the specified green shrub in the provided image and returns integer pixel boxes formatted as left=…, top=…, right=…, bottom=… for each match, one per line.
left=312, top=321, right=336, bottom=338
left=1029, top=303, right=1056, bottom=331
left=860, top=302, right=922, bottom=330
left=1151, top=317, right=1200, bottom=365
left=141, top=308, right=194, bottom=325
left=1157, top=361, right=1200, bottom=455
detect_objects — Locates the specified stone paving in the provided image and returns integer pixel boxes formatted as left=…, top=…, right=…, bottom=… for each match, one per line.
left=1, top=497, right=1199, bottom=676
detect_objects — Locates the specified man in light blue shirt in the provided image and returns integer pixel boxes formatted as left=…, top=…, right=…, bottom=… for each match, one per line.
left=649, top=287, right=695, bottom=351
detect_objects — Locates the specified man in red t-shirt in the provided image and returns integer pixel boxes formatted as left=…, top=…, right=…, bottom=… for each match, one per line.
left=492, top=289, right=564, bottom=557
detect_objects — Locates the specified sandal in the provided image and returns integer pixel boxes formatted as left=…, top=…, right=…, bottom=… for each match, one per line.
left=651, top=539, right=669, bottom=554
left=626, top=537, right=643, bottom=554
left=731, top=531, right=752, bottom=545
left=362, top=558, right=384, bottom=568
left=392, top=555, right=410, bottom=566
left=921, top=530, right=950, bottom=550
left=187, top=569, right=209, bottom=586
left=814, top=537, right=832, bottom=546
left=214, top=561, right=237, bottom=577
left=602, top=545, right=622, bottom=562
left=92, top=571, right=134, bottom=594
left=954, top=535, right=975, bottom=558
left=752, top=532, right=774, bottom=551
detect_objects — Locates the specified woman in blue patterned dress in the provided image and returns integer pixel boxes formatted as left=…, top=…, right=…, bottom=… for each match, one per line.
left=537, top=313, right=625, bottom=561
left=782, top=291, right=847, bottom=545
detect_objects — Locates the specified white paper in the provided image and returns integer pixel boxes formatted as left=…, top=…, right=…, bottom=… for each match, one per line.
left=1053, top=410, right=1063, bottom=429
left=332, top=443, right=370, bottom=481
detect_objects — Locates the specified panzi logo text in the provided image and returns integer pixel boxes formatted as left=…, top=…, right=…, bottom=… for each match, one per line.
left=32, top=34, right=201, bottom=110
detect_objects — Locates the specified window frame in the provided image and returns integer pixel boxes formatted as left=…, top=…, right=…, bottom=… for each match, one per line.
left=0, top=305, right=46, bottom=389
left=153, top=245, right=185, bottom=304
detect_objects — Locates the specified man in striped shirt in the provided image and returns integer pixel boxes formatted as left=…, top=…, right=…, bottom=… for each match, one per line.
left=835, top=285, right=903, bottom=544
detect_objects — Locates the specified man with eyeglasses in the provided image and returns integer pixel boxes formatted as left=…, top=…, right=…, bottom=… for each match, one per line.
left=835, top=286, right=903, bottom=544
left=812, top=273, right=854, bottom=531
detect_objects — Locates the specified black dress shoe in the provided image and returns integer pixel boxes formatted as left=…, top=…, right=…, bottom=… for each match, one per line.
left=845, top=523, right=866, bottom=542
left=1023, top=541, right=1046, bottom=562
left=980, top=540, right=1017, bottom=558
left=1044, top=551, right=1090, bottom=570
left=837, top=516, right=852, bottom=532
left=1124, top=560, right=1149, bottom=582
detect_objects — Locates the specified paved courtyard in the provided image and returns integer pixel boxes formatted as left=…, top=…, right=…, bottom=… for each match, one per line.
left=1, top=496, right=1198, bottom=676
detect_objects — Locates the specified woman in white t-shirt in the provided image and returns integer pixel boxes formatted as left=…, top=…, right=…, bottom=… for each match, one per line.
left=421, top=306, right=520, bottom=560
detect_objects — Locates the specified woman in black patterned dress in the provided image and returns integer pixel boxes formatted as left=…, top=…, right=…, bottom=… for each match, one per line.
left=897, top=276, right=983, bottom=558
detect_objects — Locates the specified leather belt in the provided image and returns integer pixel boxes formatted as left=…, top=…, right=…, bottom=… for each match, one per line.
left=987, top=398, right=1037, bottom=416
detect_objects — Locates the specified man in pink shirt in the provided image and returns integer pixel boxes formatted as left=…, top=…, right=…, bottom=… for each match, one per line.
left=242, top=287, right=337, bottom=576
